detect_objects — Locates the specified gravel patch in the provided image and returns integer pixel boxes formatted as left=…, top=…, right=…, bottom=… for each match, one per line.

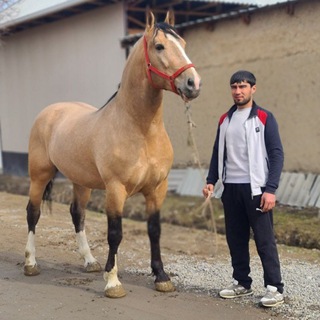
left=125, top=253, right=320, bottom=320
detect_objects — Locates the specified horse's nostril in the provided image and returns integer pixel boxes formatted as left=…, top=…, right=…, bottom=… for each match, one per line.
left=187, top=78, right=194, bottom=88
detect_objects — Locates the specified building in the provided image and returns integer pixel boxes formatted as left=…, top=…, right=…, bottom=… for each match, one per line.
left=1, top=0, right=319, bottom=179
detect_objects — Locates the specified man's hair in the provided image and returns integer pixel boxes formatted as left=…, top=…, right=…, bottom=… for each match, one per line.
left=230, top=70, right=256, bottom=87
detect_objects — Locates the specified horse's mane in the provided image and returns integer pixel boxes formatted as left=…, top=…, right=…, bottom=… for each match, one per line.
left=100, top=83, right=120, bottom=109
left=154, top=22, right=179, bottom=39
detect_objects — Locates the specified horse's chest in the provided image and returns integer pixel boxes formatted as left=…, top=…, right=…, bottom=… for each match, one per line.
left=137, top=157, right=170, bottom=185
left=126, top=147, right=172, bottom=193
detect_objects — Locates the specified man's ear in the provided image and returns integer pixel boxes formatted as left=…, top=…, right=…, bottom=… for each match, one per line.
left=251, top=84, right=257, bottom=94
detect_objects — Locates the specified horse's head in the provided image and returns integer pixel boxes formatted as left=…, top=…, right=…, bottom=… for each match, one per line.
left=144, top=11, right=201, bottom=102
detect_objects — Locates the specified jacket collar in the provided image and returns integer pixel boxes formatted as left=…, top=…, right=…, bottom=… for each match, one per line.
left=227, top=101, right=259, bottom=119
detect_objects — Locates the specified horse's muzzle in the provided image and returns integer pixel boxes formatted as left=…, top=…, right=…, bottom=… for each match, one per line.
left=176, top=67, right=201, bottom=101
left=178, top=77, right=202, bottom=102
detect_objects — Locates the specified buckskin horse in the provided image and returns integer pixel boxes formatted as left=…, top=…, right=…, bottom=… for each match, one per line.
left=24, top=10, right=201, bottom=298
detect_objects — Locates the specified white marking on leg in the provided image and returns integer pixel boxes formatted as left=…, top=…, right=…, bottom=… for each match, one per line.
left=76, top=230, right=97, bottom=267
left=25, top=231, right=36, bottom=267
left=103, top=255, right=122, bottom=290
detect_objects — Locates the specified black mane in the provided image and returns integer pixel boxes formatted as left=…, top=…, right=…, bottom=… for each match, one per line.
left=100, top=84, right=120, bottom=109
left=154, top=22, right=179, bottom=38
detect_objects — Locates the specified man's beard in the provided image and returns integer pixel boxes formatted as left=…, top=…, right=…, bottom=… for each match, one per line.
left=234, top=97, right=251, bottom=106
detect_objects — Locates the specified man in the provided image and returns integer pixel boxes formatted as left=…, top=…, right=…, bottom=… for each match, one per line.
left=203, top=70, right=284, bottom=307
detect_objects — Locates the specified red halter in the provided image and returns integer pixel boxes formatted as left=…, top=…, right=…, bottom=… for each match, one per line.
left=143, top=35, right=195, bottom=94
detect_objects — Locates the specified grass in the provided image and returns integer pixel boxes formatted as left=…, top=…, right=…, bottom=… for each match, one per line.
left=1, top=175, right=319, bottom=250
left=273, top=207, right=320, bottom=249
left=139, top=194, right=320, bottom=250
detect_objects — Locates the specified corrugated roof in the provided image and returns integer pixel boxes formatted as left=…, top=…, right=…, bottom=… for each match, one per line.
left=121, top=0, right=297, bottom=47
left=189, top=0, right=291, bottom=4
left=0, top=0, right=87, bottom=26
left=1, top=0, right=296, bottom=36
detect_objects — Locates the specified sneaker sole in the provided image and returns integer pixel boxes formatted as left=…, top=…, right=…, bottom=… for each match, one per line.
left=260, top=299, right=284, bottom=307
left=219, top=291, right=253, bottom=299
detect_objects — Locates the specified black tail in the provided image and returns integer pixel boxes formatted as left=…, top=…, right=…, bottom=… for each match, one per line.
left=42, top=179, right=54, bottom=213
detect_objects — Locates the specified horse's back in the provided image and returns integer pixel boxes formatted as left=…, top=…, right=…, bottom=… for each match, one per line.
left=32, top=101, right=96, bottom=131
left=33, top=102, right=96, bottom=124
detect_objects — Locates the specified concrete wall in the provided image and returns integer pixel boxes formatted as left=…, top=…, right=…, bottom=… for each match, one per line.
left=1, top=0, right=319, bottom=175
left=0, top=2, right=125, bottom=173
left=163, top=0, right=320, bottom=173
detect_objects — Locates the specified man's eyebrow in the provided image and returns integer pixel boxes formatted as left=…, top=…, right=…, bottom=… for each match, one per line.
left=230, top=83, right=249, bottom=87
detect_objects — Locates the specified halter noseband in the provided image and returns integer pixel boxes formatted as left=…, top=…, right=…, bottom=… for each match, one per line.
left=143, top=35, right=194, bottom=94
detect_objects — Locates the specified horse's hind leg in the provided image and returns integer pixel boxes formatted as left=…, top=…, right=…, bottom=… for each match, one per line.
left=24, top=176, right=54, bottom=276
left=70, top=184, right=101, bottom=272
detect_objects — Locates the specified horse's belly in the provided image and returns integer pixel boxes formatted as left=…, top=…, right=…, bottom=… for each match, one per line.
left=49, top=139, right=105, bottom=189
left=52, top=154, right=105, bottom=189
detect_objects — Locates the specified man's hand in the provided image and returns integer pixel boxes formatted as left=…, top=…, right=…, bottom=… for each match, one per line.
left=202, top=184, right=214, bottom=198
left=260, top=192, right=276, bottom=212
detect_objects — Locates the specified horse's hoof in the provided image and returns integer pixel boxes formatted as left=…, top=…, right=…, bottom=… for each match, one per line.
left=24, top=264, right=40, bottom=276
left=105, top=285, right=127, bottom=298
left=155, top=280, right=175, bottom=292
left=85, top=261, right=102, bottom=273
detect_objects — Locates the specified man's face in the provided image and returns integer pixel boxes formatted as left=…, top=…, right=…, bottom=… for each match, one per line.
left=230, top=80, right=256, bottom=108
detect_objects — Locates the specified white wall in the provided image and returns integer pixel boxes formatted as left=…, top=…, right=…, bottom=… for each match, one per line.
left=0, top=2, right=125, bottom=153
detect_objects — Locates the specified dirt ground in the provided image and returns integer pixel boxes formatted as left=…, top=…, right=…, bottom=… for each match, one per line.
left=1, top=191, right=318, bottom=320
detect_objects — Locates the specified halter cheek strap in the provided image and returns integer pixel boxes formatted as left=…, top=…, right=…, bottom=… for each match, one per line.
left=143, top=36, right=194, bottom=94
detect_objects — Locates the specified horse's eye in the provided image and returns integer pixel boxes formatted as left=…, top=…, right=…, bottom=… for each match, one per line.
left=155, top=44, right=164, bottom=51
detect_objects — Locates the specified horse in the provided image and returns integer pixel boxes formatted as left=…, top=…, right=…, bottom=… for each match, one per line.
left=24, top=10, right=201, bottom=298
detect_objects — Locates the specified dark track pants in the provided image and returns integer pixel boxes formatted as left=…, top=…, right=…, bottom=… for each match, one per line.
left=221, top=183, right=284, bottom=293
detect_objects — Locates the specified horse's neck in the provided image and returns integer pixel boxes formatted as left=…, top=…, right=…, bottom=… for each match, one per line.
left=116, top=39, right=165, bottom=130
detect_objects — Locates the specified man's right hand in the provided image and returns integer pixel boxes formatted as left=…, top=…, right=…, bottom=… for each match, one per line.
left=202, top=184, right=214, bottom=198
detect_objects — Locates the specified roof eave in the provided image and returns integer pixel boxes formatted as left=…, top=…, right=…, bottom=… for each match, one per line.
left=0, top=0, right=88, bottom=29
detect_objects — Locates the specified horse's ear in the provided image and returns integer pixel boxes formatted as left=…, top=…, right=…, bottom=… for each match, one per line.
left=145, top=9, right=155, bottom=32
left=164, top=9, right=175, bottom=26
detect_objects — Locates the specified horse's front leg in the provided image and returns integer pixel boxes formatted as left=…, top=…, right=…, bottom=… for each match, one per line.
left=104, top=215, right=126, bottom=298
left=103, top=187, right=127, bottom=298
left=146, top=181, right=175, bottom=293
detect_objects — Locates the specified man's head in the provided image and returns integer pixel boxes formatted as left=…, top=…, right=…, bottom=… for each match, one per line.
left=230, top=70, right=256, bottom=87
left=230, top=70, right=256, bottom=108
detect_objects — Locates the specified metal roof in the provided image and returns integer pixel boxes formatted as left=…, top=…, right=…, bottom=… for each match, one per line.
left=0, top=0, right=117, bottom=31
left=0, top=0, right=85, bottom=26
left=0, top=0, right=297, bottom=36
left=120, top=0, right=294, bottom=47
left=186, top=0, right=291, bottom=5
left=0, top=0, right=255, bottom=34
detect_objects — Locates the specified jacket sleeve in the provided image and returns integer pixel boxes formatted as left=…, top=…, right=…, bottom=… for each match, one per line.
left=265, top=112, right=284, bottom=194
left=206, top=126, right=220, bottom=186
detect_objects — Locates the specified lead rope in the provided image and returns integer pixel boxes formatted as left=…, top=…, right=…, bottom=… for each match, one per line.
left=184, top=102, right=218, bottom=255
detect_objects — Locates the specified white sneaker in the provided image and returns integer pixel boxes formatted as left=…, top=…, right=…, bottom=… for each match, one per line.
left=260, top=285, right=284, bottom=307
left=219, top=279, right=253, bottom=299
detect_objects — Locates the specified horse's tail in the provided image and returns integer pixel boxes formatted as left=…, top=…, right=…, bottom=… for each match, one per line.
left=42, top=179, right=54, bottom=214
